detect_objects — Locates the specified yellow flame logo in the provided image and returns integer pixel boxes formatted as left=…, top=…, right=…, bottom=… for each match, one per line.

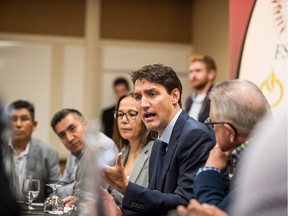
left=260, top=72, right=284, bottom=108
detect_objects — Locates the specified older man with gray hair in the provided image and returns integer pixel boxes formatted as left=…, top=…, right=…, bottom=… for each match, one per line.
left=177, top=79, right=271, bottom=215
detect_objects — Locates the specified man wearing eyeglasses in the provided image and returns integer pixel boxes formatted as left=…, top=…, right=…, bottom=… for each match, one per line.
left=177, top=79, right=271, bottom=215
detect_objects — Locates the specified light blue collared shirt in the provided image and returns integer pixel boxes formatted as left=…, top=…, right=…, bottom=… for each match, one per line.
left=158, top=109, right=182, bottom=147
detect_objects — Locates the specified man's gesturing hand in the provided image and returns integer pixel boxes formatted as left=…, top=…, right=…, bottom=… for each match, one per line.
left=102, top=152, right=129, bottom=195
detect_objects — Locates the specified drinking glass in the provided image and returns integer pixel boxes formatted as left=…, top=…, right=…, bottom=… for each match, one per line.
left=22, top=179, right=40, bottom=210
left=43, top=184, right=64, bottom=215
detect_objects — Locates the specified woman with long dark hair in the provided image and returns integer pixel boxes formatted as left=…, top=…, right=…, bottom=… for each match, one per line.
left=109, top=93, right=156, bottom=204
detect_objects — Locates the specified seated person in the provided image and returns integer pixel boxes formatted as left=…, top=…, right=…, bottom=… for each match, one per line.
left=102, top=64, right=215, bottom=215
left=178, top=79, right=271, bottom=213
left=50, top=108, right=117, bottom=199
left=3, top=100, right=61, bottom=202
left=109, top=93, right=157, bottom=204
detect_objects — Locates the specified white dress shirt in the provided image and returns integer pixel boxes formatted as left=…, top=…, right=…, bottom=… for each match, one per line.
left=8, top=140, right=30, bottom=200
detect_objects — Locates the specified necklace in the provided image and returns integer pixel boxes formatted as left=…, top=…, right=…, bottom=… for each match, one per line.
left=129, top=150, right=140, bottom=158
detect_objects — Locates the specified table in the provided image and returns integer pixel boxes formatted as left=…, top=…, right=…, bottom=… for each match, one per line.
left=20, top=203, right=77, bottom=216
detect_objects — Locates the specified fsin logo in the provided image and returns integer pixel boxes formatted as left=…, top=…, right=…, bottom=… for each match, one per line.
left=260, top=72, right=284, bottom=108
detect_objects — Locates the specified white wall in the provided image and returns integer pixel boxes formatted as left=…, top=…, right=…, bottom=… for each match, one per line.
left=62, top=45, right=85, bottom=111
left=0, top=41, right=52, bottom=142
left=0, top=37, right=86, bottom=159
left=0, top=37, right=193, bottom=159
left=100, top=40, right=192, bottom=109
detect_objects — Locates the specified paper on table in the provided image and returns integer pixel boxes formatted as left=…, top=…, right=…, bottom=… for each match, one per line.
left=32, top=202, right=43, bottom=207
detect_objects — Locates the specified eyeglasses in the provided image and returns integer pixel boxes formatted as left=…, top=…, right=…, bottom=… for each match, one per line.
left=204, top=117, right=238, bottom=136
left=114, top=110, right=138, bottom=121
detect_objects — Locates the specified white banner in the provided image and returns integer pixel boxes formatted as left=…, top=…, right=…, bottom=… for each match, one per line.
left=239, top=0, right=287, bottom=115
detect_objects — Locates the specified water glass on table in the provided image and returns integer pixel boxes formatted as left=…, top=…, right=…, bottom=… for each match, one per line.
left=43, top=184, right=64, bottom=215
left=22, top=179, right=40, bottom=210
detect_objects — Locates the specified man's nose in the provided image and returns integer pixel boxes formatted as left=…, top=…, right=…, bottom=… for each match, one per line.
left=14, top=119, right=22, bottom=127
left=140, top=96, right=150, bottom=108
left=66, top=132, right=74, bottom=142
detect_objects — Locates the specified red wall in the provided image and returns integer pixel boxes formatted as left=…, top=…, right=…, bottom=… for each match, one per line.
left=229, top=0, right=255, bottom=78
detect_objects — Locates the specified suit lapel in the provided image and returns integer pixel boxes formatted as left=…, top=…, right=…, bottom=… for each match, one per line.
left=198, top=85, right=213, bottom=122
left=129, top=142, right=151, bottom=182
left=26, top=139, right=40, bottom=179
left=158, top=111, right=188, bottom=190
left=148, top=140, right=159, bottom=189
left=121, top=147, right=129, bottom=164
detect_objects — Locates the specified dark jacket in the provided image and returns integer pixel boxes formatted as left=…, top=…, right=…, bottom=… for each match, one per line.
left=185, top=85, right=213, bottom=123
left=121, top=111, right=215, bottom=215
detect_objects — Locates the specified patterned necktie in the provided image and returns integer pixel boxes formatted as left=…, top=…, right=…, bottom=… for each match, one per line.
left=156, top=140, right=167, bottom=190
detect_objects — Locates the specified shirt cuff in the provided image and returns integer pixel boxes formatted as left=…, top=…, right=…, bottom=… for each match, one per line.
left=196, top=166, right=221, bottom=177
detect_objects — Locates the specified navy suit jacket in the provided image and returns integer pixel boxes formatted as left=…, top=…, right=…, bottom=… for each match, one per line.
left=121, top=111, right=215, bottom=215
left=194, top=170, right=231, bottom=211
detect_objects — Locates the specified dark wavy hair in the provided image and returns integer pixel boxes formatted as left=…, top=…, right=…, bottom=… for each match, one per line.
left=8, top=100, right=35, bottom=120
left=130, top=63, right=183, bottom=107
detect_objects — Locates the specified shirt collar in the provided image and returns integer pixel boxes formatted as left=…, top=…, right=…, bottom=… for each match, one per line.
left=75, top=150, right=84, bottom=161
left=192, top=93, right=207, bottom=102
left=159, top=109, right=182, bottom=145
left=8, top=138, right=30, bottom=156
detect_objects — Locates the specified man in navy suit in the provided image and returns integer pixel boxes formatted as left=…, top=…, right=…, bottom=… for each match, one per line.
left=177, top=79, right=271, bottom=215
left=102, top=64, right=215, bottom=215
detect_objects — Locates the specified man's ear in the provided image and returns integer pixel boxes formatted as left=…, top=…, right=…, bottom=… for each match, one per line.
left=83, top=120, right=89, bottom=128
left=171, top=88, right=180, bottom=105
left=208, top=69, right=216, bottom=81
left=224, top=123, right=236, bottom=143
left=33, top=120, right=38, bottom=131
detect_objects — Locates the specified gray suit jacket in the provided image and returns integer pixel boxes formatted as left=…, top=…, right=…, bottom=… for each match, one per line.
left=110, top=141, right=154, bottom=205
left=3, top=137, right=61, bottom=202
